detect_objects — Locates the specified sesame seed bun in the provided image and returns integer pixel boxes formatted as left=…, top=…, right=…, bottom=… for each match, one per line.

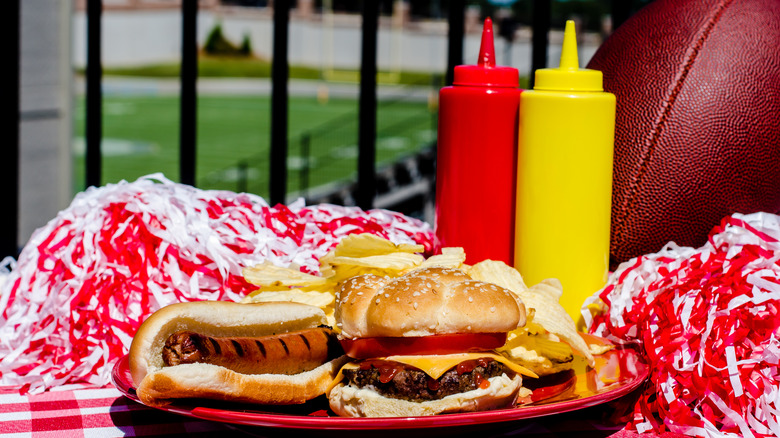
left=328, top=373, right=527, bottom=417
left=335, top=266, right=526, bottom=338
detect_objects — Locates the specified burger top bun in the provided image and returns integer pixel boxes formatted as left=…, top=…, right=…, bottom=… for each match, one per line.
left=336, top=266, right=526, bottom=338
left=129, top=300, right=327, bottom=386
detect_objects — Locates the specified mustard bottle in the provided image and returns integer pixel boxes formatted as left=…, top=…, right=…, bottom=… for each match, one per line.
left=514, top=20, right=616, bottom=327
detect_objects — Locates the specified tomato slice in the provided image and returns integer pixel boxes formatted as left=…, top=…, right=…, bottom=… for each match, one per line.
left=340, top=333, right=508, bottom=359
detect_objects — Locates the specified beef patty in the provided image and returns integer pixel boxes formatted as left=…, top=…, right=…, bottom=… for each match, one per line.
left=342, top=357, right=513, bottom=402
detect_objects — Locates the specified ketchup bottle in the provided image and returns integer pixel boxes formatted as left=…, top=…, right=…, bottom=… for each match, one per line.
left=435, top=18, right=520, bottom=265
left=514, top=20, right=616, bottom=326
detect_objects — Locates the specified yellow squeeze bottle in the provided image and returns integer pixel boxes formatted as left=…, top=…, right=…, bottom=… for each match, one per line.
left=514, top=20, right=616, bottom=327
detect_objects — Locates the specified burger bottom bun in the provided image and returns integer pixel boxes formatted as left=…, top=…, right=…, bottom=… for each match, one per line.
left=137, top=355, right=349, bottom=407
left=328, top=374, right=528, bottom=417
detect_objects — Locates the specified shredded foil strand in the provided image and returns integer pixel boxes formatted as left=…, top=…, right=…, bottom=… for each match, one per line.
left=586, top=212, right=780, bottom=437
left=0, top=174, right=434, bottom=394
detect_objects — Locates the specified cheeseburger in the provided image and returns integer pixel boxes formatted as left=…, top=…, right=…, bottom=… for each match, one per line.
left=129, top=301, right=348, bottom=406
left=328, top=266, right=537, bottom=417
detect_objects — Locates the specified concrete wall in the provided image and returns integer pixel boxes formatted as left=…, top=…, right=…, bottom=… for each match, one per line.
left=71, top=8, right=602, bottom=77
left=20, top=0, right=73, bottom=247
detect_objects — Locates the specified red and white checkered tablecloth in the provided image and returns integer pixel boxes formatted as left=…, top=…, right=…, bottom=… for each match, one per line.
left=0, top=384, right=681, bottom=438
left=0, top=386, right=230, bottom=437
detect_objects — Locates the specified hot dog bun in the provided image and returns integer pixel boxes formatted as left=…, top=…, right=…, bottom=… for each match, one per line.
left=129, top=300, right=348, bottom=406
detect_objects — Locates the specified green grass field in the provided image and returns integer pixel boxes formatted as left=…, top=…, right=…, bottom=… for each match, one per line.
left=72, top=92, right=437, bottom=199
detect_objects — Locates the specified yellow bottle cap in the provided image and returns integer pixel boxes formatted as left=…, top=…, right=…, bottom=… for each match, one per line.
left=533, top=20, right=603, bottom=92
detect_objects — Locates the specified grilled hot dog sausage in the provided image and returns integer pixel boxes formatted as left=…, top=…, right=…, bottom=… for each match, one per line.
left=162, top=326, right=342, bottom=375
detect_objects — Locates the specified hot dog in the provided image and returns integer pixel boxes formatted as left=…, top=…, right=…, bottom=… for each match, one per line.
left=128, top=301, right=348, bottom=406
left=161, top=327, right=340, bottom=374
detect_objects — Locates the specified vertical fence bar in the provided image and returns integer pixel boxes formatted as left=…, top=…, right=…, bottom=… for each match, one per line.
left=356, top=0, right=378, bottom=210
left=611, top=0, right=632, bottom=31
left=530, top=0, right=551, bottom=89
left=180, top=0, right=198, bottom=186
left=86, top=0, right=102, bottom=188
left=1, top=0, right=20, bottom=258
left=445, top=0, right=465, bottom=87
left=270, top=0, right=290, bottom=206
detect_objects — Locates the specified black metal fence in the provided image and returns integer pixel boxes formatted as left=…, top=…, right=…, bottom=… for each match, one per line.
left=1, top=0, right=639, bottom=259
left=3, top=0, right=20, bottom=260
left=200, top=77, right=437, bottom=204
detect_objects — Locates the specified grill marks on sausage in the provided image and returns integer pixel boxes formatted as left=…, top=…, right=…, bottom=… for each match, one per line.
left=209, top=338, right=221, bottom=355
left=162, top=326, right=342, bottom=375
left=255, top=340, right=266, bottom=358
left=230, top=340, right=244, bottom=357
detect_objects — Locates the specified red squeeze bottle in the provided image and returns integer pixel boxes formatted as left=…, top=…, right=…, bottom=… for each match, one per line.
left=435, top=18, right=520, bottom=265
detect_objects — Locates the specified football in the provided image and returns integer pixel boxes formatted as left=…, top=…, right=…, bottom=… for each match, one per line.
left=587, top=0, right=780, bottom=266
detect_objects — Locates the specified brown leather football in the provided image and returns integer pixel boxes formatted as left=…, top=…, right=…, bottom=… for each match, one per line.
left=587, top=0, right=780, bottom=267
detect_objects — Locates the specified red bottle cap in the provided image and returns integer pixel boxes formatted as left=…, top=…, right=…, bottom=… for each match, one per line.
left=453, top=18, right=519, bottom=88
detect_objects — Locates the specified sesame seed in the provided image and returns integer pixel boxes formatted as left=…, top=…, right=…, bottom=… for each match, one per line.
left=490, top=306, right=496, bottom=312
left=413, top=302, right=418, bottom=309
left=468, top=296, right=473, bottom=302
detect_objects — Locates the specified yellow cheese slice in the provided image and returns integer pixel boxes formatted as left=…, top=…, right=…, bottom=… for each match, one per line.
left=326, top=353, right=538, bottom=393
left=385, top=353, right=538, bottom=380
left=326, top=362, right=360, bottom=394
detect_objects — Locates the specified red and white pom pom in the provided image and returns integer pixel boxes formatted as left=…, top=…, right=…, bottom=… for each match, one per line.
left=586, top=212, right=780, bottom=437
left=0, top=174, right=434, bottom=394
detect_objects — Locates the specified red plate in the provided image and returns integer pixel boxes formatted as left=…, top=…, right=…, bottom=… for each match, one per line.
left=112, top=333, right=648, bottom=430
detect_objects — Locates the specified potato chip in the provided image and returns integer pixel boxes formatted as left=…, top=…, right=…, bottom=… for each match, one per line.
left=240, top=234, right=432, bottom=327
left=318, top=234, right=425, bottom=278
left=417, top=247, right=466, bottom=269
left=328, top=233, right=424, bottom=258
left=467, top=260, right=594, bottom=367
left=505, top=331, right=572, bottom=361
left=243, top=285, right=302, bottom=296
left=589, top=342, right=615, bottom=355
left=498, top=330, right=575, bottom=376
left=326, top=267, right=401, bottom=285
left=516, top=283, right=594, bottom=367
left=466, top=260, right=529, bottom=293
left=529, top=278, right=564, bottom=302
left=243, top=261, right=328, bottom=287
left=242, top=289, right=337, bottom=327
left=324, top=235, right=428, bottom=281
left=327, top=253, right=424, bottom=270
left=323, top=253, right=424, bottom=285
left=242, top=288, right=334, bottom=307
